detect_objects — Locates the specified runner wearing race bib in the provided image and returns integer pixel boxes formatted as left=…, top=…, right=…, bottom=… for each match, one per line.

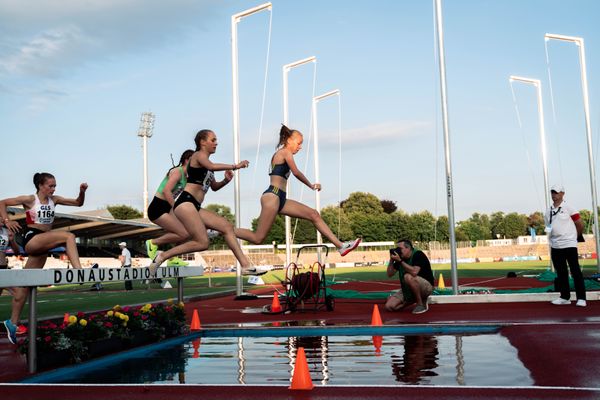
left=0, top=172, right=88, bottom=344
left=144, top=150, right=194, bottom=261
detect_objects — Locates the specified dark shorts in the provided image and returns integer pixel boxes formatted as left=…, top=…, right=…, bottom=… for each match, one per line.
left=23, top=228, right=45, bottom=247
left=148, top=196, right=172, bottom=221
left=173, top=191, right=202, bottom=212
left=263, top=185, right=286, bottom=212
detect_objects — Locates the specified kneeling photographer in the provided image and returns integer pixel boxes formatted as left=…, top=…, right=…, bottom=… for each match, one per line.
left=385, top=239, right=434, bottom=314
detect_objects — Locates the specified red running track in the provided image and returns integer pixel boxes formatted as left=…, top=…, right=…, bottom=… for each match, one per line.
left=1, top=278, right=599, bottom=399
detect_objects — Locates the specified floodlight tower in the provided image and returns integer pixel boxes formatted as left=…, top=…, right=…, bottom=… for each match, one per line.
left=283, top=56, right=317, bottom=266
left=545, top=33, right=600, bottom=271
left=312, top=89, right=340, bottom=261
left=231, top=2, right=272, bottom=296
left=137, top=111, right=155, bottom=219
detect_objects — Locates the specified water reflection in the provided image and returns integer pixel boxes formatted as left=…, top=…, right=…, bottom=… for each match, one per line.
left=47, top=332, right=532, bottom=386
left=391, top=335, right=439, bottom=384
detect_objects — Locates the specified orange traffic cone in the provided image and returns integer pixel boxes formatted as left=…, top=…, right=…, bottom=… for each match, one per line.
left=271, top=291, right=282, bottom=313
left=63, top=313, right=70, bottom=324
left=192, top=338, right=201, bottom=358
left=190, top=309, right=201, bottom=331
left=371, top=304, right=383, bottom=326
left=289, top=347, right=314, bottom=390
left=372, top=335, right=383, bottom=355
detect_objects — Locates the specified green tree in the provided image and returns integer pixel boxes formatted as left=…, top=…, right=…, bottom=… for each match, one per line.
left=386, top=210, right=411, bottom=241
left=503, top=212, right=529, bottom=238
left=407, top=211, right=436, bottom=243
left=458, top=213, right=492, bottom=241
left=348, top=213, right=389, bottom=242
left=527, top=211, right=545, bottom=235
left=321, top=206, right=354, bottom=241
left=250, top=215, right=285, bottom=244
left=290, top=218, right=319, bottom=244
left=107, top=205, right=142, bottom=220
left=204, top=204, right=235, bottom=247
left=380, top=199, right=397, bottom=214
left=205, top=204, right=235, bottom=224
left=490, top=211, right=505, bottom=239
left=341, top=192, right=385, bottom=215
left=434, top=215, right=450, bottom=242
left=579, top=209, right=593, bottom=234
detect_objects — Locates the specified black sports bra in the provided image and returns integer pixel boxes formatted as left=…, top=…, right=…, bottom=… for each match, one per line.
left=187, top=164, right=214, bottom=193
left=269, top=159, right=291, bottom=179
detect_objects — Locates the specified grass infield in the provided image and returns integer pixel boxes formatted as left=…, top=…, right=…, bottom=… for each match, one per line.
left=1, top=259, right=598, bottom=320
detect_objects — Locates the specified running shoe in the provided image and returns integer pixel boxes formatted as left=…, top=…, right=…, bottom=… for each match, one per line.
left=576, top=299, right=587, bottom=307
left=551, top=298, right=571, bottom=305
left=145, top=239, right=159, bottom=260
left=167, top=257, right=189, bottom=267
left=241, top=267, right=268, bottom=276
left=16, top=324, right=27, bottom=335
left=3, top=320, right=17, bottom=344
left=338, top=238, right=362, bottom=256
left=148, top=253, right=163, bottom=278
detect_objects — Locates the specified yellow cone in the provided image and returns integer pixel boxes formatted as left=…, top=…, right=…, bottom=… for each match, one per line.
left=438, top=273, right=446, bottom=289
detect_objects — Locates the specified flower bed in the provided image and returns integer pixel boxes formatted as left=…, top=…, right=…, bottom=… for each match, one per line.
left=19, top=300, right=188, bottom=369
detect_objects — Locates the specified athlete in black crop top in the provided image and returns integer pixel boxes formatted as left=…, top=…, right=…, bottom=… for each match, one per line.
left=269, top=159, right=291, bottom=179
left=148, top=129, right=266, bottom=277
left=235, top=125, right=361, bottom=257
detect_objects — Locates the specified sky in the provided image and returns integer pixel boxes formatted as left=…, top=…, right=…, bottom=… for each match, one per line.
left=2, top=0, right=600, bottom=229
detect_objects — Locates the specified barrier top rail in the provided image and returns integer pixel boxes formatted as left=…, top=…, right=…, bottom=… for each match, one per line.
left=0, top=266, right=204, bottom=287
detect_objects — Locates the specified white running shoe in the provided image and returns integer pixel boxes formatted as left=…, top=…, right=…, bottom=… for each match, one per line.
left=339, top=238, right=362, bottom=257
left=148, top=252, right=163, bottom=278
left=551, top=298, right=571, bottom=305
left=576, top=299, right=587, bottom=307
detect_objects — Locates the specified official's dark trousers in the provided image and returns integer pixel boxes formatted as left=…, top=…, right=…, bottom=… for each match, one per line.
left=123, top=264, right=133, bottom=290
left=551, top=247, right=586, bottom=300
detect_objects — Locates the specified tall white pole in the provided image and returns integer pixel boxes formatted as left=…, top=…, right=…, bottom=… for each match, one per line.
left=509, top=76, right=552, bottom=266
left=545, top=33, right=600, bottom=271
left=231, top=3, right=272, bottom=296
left=434, top=0, right=458, bottom=294
left=283, top=56, right=316, bottom=267
left=137, top=112, right=154, bottom=219
left=312, top=89, right=340, bottom=263
left=509, top=77, right=550, bottom=209
left=142, top=135, right=149, bottom=218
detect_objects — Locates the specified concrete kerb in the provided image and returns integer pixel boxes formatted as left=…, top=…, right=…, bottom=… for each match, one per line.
left=430, top=291, right=600, bottom=304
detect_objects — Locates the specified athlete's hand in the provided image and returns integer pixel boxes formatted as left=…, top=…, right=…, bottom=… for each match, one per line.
left=4, top=220, right=21, bottom=233
left=80, top=183, right=88, bottom=192
left=312, top=183, right=321, bottom=191
left=237, top=160, right=250, bottom=169
left=224, top=170, right=234, bottom=182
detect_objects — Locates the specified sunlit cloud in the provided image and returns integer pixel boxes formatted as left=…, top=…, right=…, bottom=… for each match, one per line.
left=0, top=0, right=220, bottom=78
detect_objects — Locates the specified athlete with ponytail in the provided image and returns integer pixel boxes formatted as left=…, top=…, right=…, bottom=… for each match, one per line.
left=235, top=125, right=361, bottom=256
left=148, top=130, right=263, bottom=277
left=0, top=173, right=88, bottom=344
left=145, top=149, right=194, bottom=261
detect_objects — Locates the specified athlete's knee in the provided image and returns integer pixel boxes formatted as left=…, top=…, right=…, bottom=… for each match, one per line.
left=191, top=238, right=209, bottom=251
left=64, top=231, right=76, bottom=242
left=13, top=288, right=28, bottom=303
left=305, top=208, right=322, bottom=223
left=175, top=232, right=189, bottom=242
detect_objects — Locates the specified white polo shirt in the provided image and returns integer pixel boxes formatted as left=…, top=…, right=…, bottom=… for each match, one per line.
left=545, top=201, right=579, bottom=249
left=121, top=247, right=132, bottom=266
